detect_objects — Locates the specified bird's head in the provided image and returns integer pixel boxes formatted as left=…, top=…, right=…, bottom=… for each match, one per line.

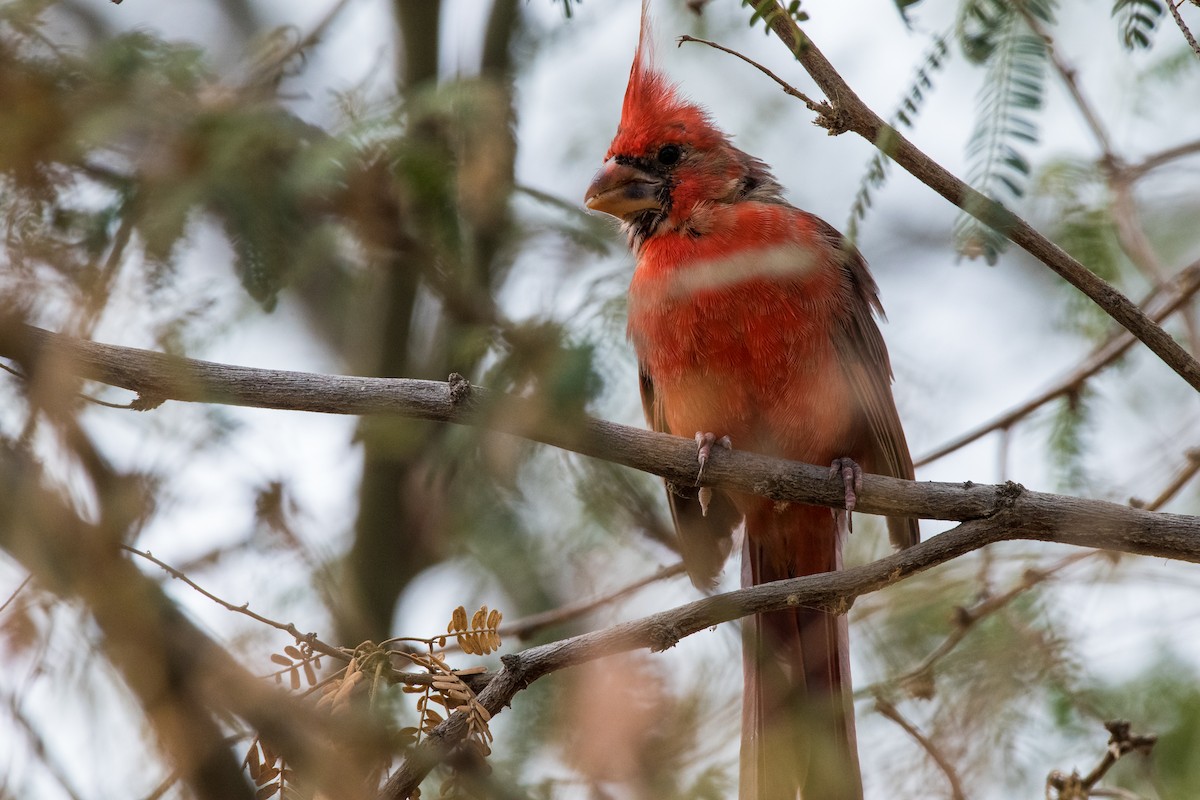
left=585, top=4, right=781, bottom=247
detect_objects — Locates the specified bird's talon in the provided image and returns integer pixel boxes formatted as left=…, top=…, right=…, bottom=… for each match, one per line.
left=694, top=432, right=732, bottom=485
left=698, top=486, right=713, bottom=517
left=829, top=457, right=863, bottom=513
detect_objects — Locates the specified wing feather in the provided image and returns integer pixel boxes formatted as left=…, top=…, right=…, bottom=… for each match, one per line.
left=813, top=221, right=920, bottom=549
left=640, top=368, right=739, bottom=587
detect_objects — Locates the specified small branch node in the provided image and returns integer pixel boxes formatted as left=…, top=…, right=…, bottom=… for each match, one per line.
left=447, top=373, right=472, bottom=405
left=498, top=653, right=526, bottom=685
left=812, top=101, right=851, bottom=135
left=129, top=393, right=165, bottom=411
left=951, top=605, right=974, bottom=629
left=997, top=480, right=1026, bottom=505
left=648, top=621, right=682, bottom=652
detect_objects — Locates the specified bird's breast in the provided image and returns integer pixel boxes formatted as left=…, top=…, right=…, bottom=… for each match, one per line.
left=627, top=232, right=858, bottom=461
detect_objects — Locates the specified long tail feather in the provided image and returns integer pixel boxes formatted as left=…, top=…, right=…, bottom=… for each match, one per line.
left=740, top=505, right=862, bottom=800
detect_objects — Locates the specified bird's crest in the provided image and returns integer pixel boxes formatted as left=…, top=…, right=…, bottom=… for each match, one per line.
left=607, top=0, right=725, bottom=160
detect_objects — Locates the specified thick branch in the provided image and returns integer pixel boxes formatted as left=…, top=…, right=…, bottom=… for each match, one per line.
left=746, top=3, right=1200, bottom=394
left=2, top=322, right=1200, bottom=565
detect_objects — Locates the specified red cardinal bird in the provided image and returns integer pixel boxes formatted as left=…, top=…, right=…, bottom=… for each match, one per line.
left=585, top=7, right=918, bottom=800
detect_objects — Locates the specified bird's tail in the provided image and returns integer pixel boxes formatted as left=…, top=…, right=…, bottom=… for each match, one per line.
left=740, top=504, right=862, bottom=800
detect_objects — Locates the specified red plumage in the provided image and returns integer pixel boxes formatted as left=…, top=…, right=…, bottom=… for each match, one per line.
left=586, top=5, right=918, bottom=799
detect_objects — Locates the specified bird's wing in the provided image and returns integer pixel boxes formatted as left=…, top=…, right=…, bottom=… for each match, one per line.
left=813, top=219, right=920, bottom=549
left=639, top=367, right=739, bottom=588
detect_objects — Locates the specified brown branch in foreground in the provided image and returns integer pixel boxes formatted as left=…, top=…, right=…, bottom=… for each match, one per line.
left=699, top=4, right=1200, bottom=395
left=381, top=514, right=1067, bottom=797
left=874, top=696, right=966, bottom=800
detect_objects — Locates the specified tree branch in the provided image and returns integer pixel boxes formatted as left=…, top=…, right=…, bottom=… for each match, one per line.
left=874, top=696, right=966, bottom=800
left=1168, top=0, right=1200, bottom=58
left=692, top=4, right=1200, bottom=394
left=3, top=322, right=1200, bottom=565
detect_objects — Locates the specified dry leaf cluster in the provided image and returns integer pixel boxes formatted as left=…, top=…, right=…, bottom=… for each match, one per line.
left=237, top=606, right=504, bottom=797
left=270, top=643, right=323, bottom=691
left=245, top=738, right=297, bottom=800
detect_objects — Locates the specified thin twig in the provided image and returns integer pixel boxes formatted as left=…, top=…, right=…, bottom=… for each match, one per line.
left=1127, top=137, right=1200, bottom=179
left=1021, top=8, right=1200, bottom=354
left=858, top=549, right=1095, bottom=701
left=0, top=573, right=32, bottom=616
left=1019, top=9, right=1114, bottom=156
left=242, top=0, right=358, bottom=91
left=874, top=696, right=966, bottom=800
left=498, top=561, right=687, bottom=641
left=1046, top=720, right=1157, bottom=799
left=123, top=545, right=347, bottom=663
left=8, top=698, right=87, bottom=800
left=1168, top=0, right=1200, bottom=57
left=676, top=34, right=822, bottom=111
left=1131, top=447, right=1200, bottom=510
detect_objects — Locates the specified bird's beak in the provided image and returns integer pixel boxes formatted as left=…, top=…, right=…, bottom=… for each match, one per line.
left=584, top=161, right=662, bottom=219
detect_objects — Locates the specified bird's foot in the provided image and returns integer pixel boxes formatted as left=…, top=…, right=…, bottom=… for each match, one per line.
left=695, top=432, right=732, bottom=484
left=695, top=432, right=732, bottom=517
left=829, top=456, right=863, bottom=512
left=829, top=457, right=862, bottom=538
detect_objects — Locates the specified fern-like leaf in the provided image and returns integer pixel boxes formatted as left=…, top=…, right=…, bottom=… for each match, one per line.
left=847, top=33, right=950, bottom=241
left=1112, top=0, right=1164, bottom=49
left=953, top=0, right=1054, bottom=264
left=894, top=0, right=927, bottom=27
left=1047, top=389, right=1091, bottom=493
left=742, top=0, right=809, bottom=34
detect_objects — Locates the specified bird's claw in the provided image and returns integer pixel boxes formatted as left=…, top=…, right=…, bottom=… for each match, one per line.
left=829, top=457, right=863, bottom=513
left=695, top=432, right=732, bottom=485
left=695, top=432, right=732, bottom=517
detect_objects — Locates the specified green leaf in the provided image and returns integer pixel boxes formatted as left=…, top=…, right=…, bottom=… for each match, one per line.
left=1112, top=0, right=1164, bottom=50
left=847, top=33, right=950, bottom=241
left=953, top=2, right=1052, bottom=264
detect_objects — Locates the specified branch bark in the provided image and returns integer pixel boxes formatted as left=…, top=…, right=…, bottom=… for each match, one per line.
left=1, top=323, right=1199, bottom=563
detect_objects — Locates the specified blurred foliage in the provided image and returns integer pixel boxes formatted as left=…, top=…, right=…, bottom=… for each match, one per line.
left=953, top=0, right=1054, bottom=264
left=847, top=32, right=950, bottom=242
left=1113, top=0, right=1165, bottom=49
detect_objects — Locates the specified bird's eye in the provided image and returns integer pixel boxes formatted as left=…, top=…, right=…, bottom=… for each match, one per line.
left=656, top=144, right=682, bottom=166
